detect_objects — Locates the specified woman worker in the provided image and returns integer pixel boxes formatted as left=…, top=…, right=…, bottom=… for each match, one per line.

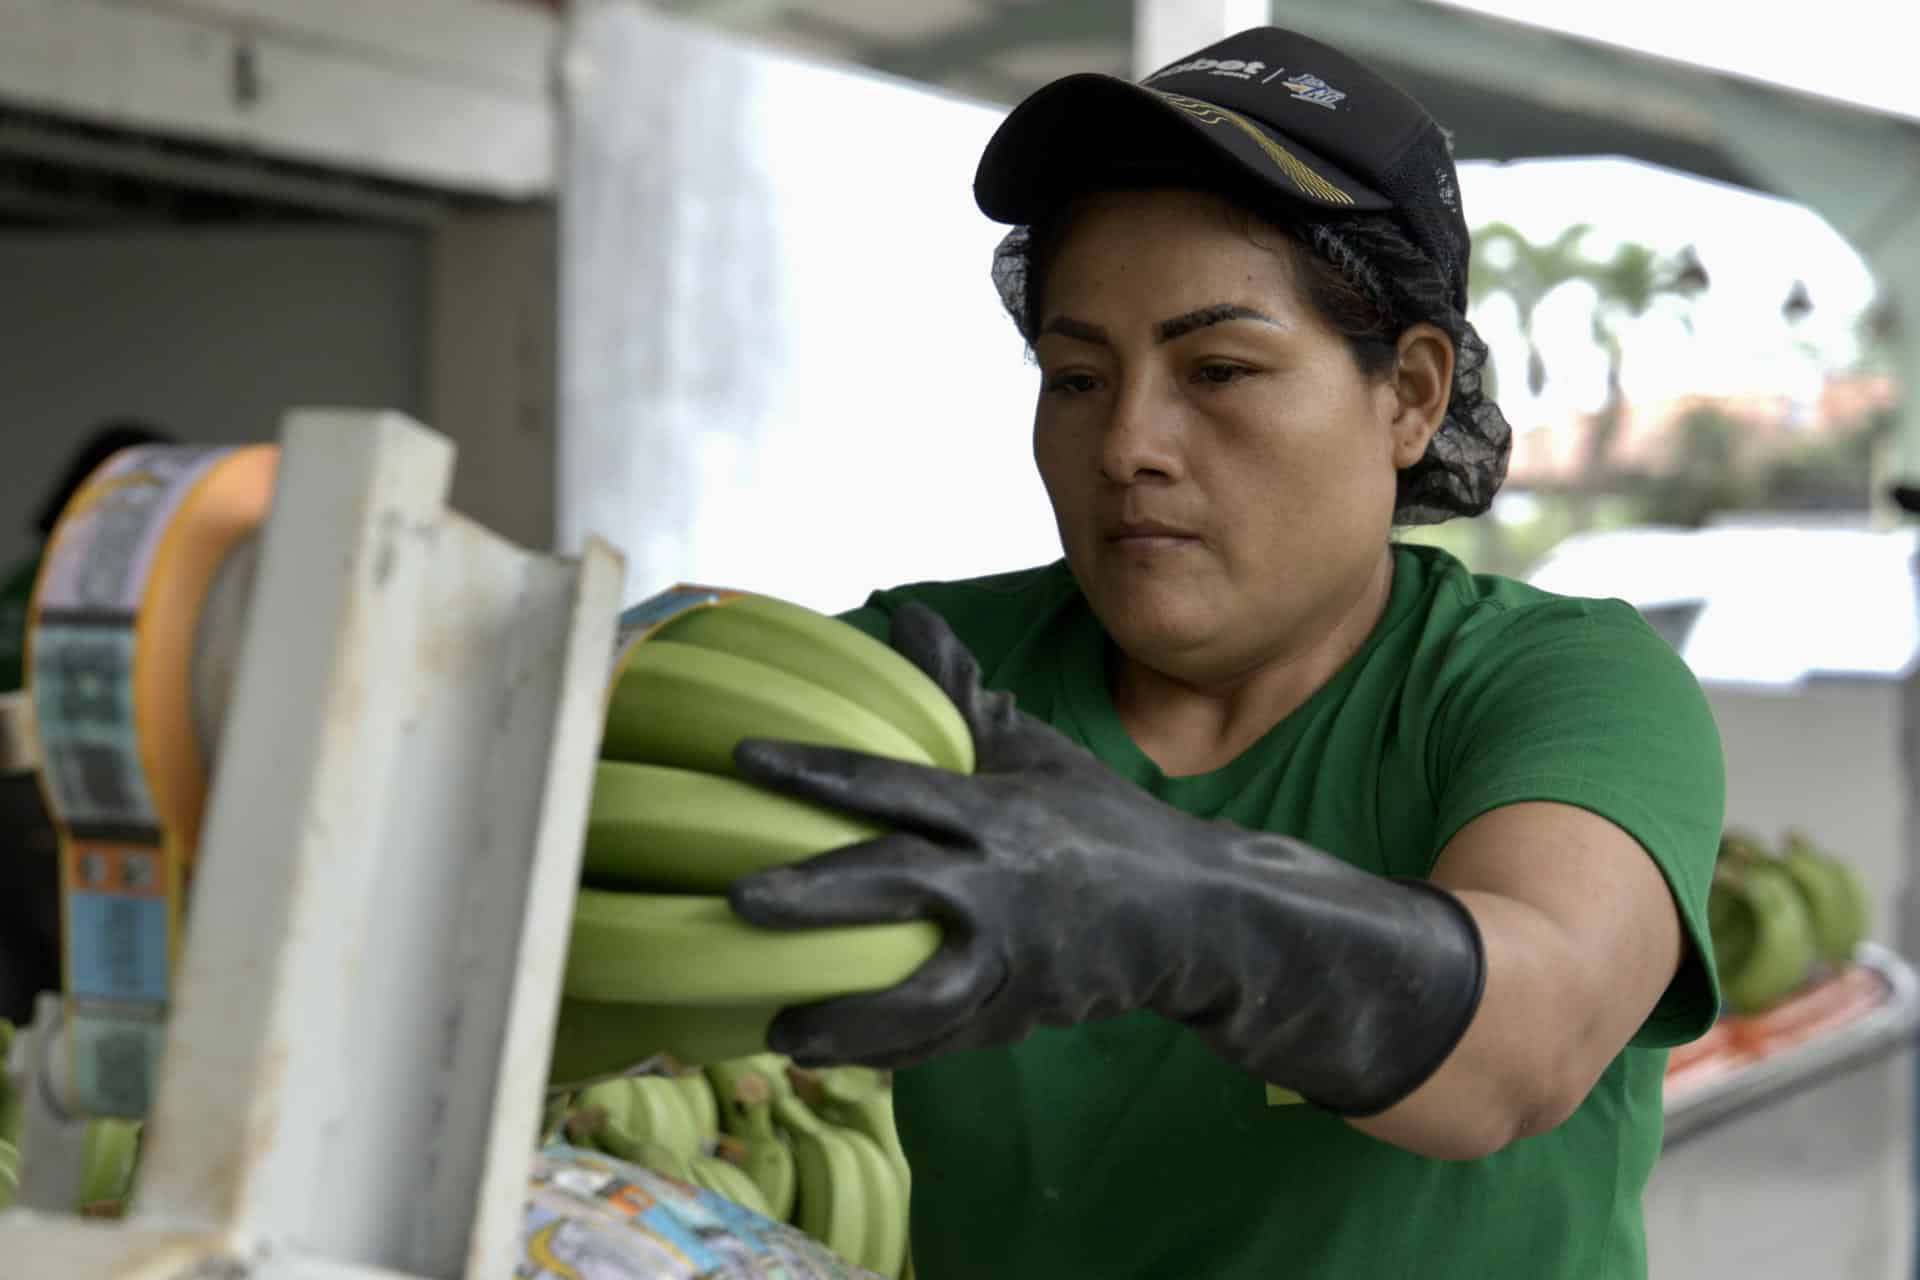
left=728, top=26, right=1724, bottom=1277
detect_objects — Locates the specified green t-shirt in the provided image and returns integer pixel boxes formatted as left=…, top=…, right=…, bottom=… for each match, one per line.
left=840, top=543, right=1725, bottom=1280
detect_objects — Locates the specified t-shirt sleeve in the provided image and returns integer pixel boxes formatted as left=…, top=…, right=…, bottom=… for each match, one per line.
left=835, top=601, right=891, bottom=642
left=1428, top=597, right=1726, bottom=1047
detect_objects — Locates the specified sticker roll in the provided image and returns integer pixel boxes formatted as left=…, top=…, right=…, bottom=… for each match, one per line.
left=27, top=443, right=277, bottom=1117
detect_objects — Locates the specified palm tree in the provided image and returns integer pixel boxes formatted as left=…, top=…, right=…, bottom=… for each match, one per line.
left=1469, top=223, right=1707, bottom=528
left=1469, top=222, right=1598, bottom=400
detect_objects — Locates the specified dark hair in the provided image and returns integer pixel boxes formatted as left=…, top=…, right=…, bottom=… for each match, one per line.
left=992, top=194, right=1509, bottom=525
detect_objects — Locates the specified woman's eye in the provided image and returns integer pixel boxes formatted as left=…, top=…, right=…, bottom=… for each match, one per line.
left=1192, top=362, right=1254, bottom=387
left=1043, top=370, right=1102, bottom=395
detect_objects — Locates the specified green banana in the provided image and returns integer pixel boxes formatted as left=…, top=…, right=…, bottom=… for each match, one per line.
left=573, top=1076, right=703, bottom=1161
left=1708, top=862, right=1759, bottom=980
left=583, top=760, right=883, bottom=892
left=602, top=640, right=936, bottom=775
left=672, top=1068, right=721, bottom=1145
left=563, top=888, right=941, bottom=1005
left=0, top=1019, right=19, bottom=1152
left=688, top=1151, right=775, bottom=1219
left=1718, top=828, right=1768, bottom=863
left=551, top=999, right=779, bottom=1083
left=1717, top=857, right=1819, bottom=1013
left=656, top=593, right=974, bottom=774
left=566, top=1078, right=637, bottom=1153
left=634, top=1140, right=696, bottom=1184
left=76, top=1118, right=141, bottom=1215
left=0, top=1137, right=17, bottom=1212
left=1825, top=856, right=1872, bottom=962
left=1781, top=830, right=1869, bottom=966
left=839, top=1124, right=909, bottom=1277
left=1779, top=836, right=1858, bottom=967
left=634, top=1076, right=706, bottom=1157
left=814, top=1066, right=909, bottom=1191
left=777, top=1094, right=869, bottom=1264
left=707, top=1063, right=797, bottom=1221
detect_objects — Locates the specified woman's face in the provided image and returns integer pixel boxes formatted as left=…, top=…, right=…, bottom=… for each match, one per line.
left=1031, top=187, right=1437, bottom=682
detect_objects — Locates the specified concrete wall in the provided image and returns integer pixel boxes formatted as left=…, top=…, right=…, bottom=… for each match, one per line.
left=0, top=226, right=427, bottom=569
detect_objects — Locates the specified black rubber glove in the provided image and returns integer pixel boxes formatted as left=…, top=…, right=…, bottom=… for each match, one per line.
left=728, top=603, right=1486, bottom=1116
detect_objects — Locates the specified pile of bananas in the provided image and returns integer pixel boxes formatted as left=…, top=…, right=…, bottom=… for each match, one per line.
left=1710, top=828, right=1871, bottom=1014
left=547, top=588, right=968, bottom=1271
left=550, top=1055, right=913, bottom=1278
left=552, top=587, right=971, bottom=1079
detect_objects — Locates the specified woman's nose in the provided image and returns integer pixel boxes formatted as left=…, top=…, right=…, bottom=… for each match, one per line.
left=1099, top=376, right=1183, bottom=485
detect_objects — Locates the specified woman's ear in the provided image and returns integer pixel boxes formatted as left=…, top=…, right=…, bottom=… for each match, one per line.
left=1389, top=324, right=1454, bottom=469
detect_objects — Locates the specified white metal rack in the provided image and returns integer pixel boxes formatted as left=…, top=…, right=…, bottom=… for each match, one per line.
left=0, top=410, right=626, bottom=1279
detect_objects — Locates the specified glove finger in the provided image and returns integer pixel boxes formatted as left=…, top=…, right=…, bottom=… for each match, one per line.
left=887, top=602, right=981, bottom=708
left=728, top=832, right=951, bottom=930
left=768, top=939, right=1000, bottom=1068
left=890, top=602, right=1085, bottom=768
left=733, top=737, right=979, bottom=837
left=887, top=602, right=1025, bottom=742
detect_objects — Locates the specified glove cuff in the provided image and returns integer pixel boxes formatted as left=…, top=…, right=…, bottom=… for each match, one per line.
left=1179, top=870, right=1487, bottom=1118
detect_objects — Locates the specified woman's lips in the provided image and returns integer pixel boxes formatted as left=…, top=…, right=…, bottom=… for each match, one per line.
left=1108, top=527, right=1199, bottom=552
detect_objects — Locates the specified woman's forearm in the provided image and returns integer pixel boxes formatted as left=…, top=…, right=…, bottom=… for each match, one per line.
left=1344, top=890, right=1612, bottom=1160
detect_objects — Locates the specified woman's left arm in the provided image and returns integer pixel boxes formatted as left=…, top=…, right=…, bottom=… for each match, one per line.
left=1346, top=800, right=1683, bottom=1160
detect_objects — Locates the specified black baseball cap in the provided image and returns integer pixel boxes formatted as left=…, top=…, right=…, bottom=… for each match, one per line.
left=974, top=27, right=1471, bottom=310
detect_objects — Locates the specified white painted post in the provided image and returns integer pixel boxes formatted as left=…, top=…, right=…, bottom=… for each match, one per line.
left=1132, top=0, right=1273, bottom=79
left=0, top=410, right=626, bottom=1280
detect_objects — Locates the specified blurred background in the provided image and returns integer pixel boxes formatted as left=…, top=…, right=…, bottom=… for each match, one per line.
left=3, top=0, right=1919, bottom=1275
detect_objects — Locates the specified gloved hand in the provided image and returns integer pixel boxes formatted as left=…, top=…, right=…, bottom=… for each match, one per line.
left=728, top=603, right=1485, bottom=1116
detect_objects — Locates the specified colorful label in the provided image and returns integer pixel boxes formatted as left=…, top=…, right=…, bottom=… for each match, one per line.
left=28, top=444, right=232, bottom=1118
left=605, top=583, right=746, bottom=709
left=33, top=447, right=225, bottom=617
left=67, top=1006, right=166, bottom=1120
left=31, top=625, right=152, bottom=828
left=65, top=841, right=169, bottom=1002
left=520, top=1143, right=874, bottom=1278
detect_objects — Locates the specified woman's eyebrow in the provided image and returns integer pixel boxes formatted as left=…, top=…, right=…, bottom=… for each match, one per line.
left=1154, top=303, right=1285, bottom=341
left=1037, top=303, right=1286, bottom=348
left=1037, top=316, right=1109, bottom=345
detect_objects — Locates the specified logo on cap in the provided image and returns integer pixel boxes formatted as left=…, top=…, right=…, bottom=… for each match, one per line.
left=1147, top=56, right=1269, bottom=83
left=1266, top=70, right=1345, bottom=110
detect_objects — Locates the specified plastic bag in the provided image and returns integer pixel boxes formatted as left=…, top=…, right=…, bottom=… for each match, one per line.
left=519, top=1142, right=881, bottom=1279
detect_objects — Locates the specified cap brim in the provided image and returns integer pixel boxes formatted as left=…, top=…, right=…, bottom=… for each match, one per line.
left=975, top=74, right=1392, bottom=226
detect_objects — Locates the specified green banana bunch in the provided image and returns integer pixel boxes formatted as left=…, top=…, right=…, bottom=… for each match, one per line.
left=563, top=586, right=970, bottom=1093
left=774, top=1091, right=871, bottom=1268
left=1712, top=854, right=1819, bottom=1013
left=845, top=1125, right=909, bottom=1279
left=569, top=1075, right=705, bottom=1163
left=706, top=1061, right=797, bottom=1220
left=603, top=641, right=937, bottom=775
left=811, top=1066, right=909, bottom=1192
left=551, top=999, right=780, bottom=1083
left=563, top=888, right=940, bottom=1006
left=582, top=761, right=884, bottom=892
left=654, top=592, right=974, bottom=774
left=1780, top=829, right=1869, bottom=967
